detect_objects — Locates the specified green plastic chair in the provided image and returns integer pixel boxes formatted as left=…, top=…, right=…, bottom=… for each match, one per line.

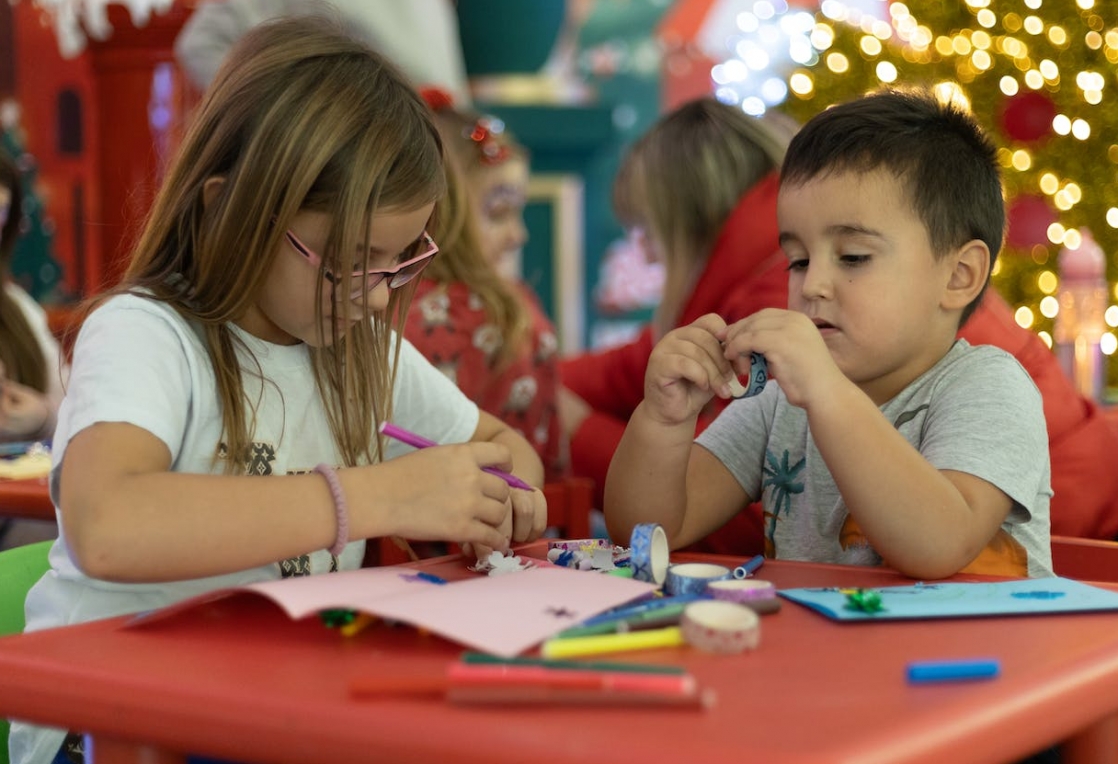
left=0, top=540, right=52, bottom=764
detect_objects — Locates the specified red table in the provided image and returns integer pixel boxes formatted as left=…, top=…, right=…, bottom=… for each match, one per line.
left=0, top=477, right=53, bottom=521
left=0, top=548, right=1117, bottom=764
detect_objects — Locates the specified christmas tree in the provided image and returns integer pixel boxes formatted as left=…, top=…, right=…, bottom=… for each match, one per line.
left=778, top=0, right=1118, bottom=378
left=1, top=114, right=63, bottom=302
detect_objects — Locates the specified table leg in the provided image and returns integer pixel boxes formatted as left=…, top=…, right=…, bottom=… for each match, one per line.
left=85, top=733, right=186, bottom=764
left=1062, top=712, right=1118, bottom=764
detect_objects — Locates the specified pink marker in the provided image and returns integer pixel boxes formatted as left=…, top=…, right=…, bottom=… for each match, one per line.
left=378, top=421, right=535, bottom=491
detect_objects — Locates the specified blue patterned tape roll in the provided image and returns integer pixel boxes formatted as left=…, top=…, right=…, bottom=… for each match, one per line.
left=664, top=562, right=732, bottom=597
left=732, top=352, right=768, bottom=399
left=629, top=523, right=669, bottom=586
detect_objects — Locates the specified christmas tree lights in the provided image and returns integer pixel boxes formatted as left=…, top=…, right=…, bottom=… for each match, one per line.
left=771, top=0, right=1118, bottom=387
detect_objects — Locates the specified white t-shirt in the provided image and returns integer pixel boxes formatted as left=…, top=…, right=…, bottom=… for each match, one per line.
left=11, top=293, right=480, bottom=764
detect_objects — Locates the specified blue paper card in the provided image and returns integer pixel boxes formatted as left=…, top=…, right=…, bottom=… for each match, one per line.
left=779, top=577, right=1118, bottom=621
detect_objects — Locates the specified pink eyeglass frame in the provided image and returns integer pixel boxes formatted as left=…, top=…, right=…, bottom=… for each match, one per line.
left=283, top=227, right=439, bottom=300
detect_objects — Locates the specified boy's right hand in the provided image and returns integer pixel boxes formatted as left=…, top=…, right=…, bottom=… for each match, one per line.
left=359, top=442, right=513, bottom=553
left=643, top=313, right=737, bottom=425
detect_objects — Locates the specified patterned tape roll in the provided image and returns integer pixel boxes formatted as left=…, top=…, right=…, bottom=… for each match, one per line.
left=728, top=352, right=768, bottom=399
left=664, top=563, right=732, bottom=597
left=706, top=579, right=776, bottom=604
left=629, top=523, right=669, bottom=586
left=681, top=600, right=761, bottom=654
left=547, top=539, right=611, bottom=552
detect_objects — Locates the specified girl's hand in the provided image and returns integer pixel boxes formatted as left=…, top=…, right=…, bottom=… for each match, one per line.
left=359, top=441, right=514, bottom=553
left=643, top=313, right=735, bottom=425
left=509, top=486, right=547, bottom=544
left=0, top=379, right=51, bottom=438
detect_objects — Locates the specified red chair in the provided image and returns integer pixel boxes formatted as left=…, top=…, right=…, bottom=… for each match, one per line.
left=1050, top=534, right=1118, bottom=583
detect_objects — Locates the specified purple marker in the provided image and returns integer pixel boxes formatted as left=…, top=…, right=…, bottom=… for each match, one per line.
left=379, top=421, right=535, bottom=491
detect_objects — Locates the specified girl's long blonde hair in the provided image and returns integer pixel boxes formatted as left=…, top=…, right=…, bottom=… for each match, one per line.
left=0, top=150, right=48, bottom=393
left=613, top=98, right=793, bottom=335
left=424, top=103, right=529, bottom=366
left=111, top=15, right=445, bottom=470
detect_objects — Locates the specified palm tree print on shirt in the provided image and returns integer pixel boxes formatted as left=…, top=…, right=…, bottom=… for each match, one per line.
left=762, top=449, right=805, bottom=556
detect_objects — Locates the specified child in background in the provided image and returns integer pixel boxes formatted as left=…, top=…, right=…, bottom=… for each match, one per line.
left=0, top=150, right=66, bottom=442
left=560, top=97, right=792, bottom=543
left=406, top=91, right=566, bottom=482
left=11, top=17, right=544, bottom=764
left=605, top=88, right=1052, bottom=580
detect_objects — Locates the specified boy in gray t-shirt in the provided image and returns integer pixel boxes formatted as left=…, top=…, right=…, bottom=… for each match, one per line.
left=605, top=88, right=1052, bottom=579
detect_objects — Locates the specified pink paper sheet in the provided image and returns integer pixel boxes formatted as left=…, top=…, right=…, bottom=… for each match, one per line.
left=134, top=566, right=658, bottom=658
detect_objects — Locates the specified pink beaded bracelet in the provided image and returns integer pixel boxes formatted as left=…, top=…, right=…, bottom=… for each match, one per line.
left=314, top=463, right=349, bottom=557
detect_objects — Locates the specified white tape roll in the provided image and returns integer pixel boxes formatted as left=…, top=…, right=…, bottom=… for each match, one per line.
left=681, top=600, right=761, bottom=654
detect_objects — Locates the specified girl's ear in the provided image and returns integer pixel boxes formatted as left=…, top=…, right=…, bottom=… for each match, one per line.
left=942, top=239, right=990, bottom=311
left=201, top=176, right=226, bottom=209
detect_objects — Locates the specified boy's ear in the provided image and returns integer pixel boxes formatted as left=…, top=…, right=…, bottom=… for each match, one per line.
left=201, top=176, right=225, bottom=209
left=942, top=239, right=991, bottom=311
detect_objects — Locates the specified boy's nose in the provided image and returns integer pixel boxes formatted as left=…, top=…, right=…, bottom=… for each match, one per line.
left=800, top=262, right=833, bottom=300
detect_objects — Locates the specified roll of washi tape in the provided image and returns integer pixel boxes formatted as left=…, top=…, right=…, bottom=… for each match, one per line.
left=629, top=523, right=670, bottom=586
left=706, top=579, right=782, bottom=615
left=547, top=538, right=611, bottom=552
left=680, top=600, right=761, bottom=654
left=727, top=352, right=768, bottom=399
left=706, top=579, right=776, bottom=603
left=664, top=563, right=732, bottom=597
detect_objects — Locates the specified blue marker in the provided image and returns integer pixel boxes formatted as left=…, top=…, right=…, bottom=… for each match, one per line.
left=733, top=554, right=765, bottom=580
left=906, top=658, right=1000, bottom=684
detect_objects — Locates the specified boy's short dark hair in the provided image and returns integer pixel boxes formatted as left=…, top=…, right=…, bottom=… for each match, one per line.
left=781, top=88, right=1004, bottom=325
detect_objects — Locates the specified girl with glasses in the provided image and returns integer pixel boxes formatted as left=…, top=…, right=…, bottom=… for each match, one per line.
left=12, top=17, right=546, bottom=764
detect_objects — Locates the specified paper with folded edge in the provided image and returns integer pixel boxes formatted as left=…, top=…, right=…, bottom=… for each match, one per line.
left=130, top=566, right=659, bottom=658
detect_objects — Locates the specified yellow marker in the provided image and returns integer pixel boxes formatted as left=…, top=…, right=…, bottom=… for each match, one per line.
left=339, top=613, right=376, bottom=638
left=541, top=626, right=686, bottom=660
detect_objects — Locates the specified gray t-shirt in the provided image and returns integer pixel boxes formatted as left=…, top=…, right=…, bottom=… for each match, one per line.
left=697, top=340, right=1052, bottom=578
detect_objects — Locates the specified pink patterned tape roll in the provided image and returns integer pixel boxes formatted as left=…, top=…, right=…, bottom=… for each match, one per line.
left=681, top=601, right=761, bottom=654
left=706, top=579, right=776, bottom=603
left=547, top=539, right=611, bottom=552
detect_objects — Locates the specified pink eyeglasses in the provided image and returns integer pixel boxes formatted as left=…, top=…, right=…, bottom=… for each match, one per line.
left=283, top=228, right=439, bottom=301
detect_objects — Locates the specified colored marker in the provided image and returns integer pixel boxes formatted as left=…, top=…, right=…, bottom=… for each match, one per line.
left=459, top=652, right=685, bottom=675
left=379, top=421, right=534, bottom=491
left=581, top=594, right=705, bottom=627
left=733, top=555, right=765, bottom=579
left=541, top=625, right=687, bottom=660
left=349, top=662, right=711, bottom=708
left=557, top=603, right=689, bottom=639
left=906, top=658, right=1001, bottom=684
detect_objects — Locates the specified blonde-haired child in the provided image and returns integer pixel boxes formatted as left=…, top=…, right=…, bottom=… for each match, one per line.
left=11, top=17, right=545, bottom=764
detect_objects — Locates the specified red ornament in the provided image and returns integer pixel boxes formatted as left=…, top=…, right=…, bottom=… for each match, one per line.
left=1005, top=195, right=1056, bottom=250
left=999, top=91, right=1057, bottom=143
